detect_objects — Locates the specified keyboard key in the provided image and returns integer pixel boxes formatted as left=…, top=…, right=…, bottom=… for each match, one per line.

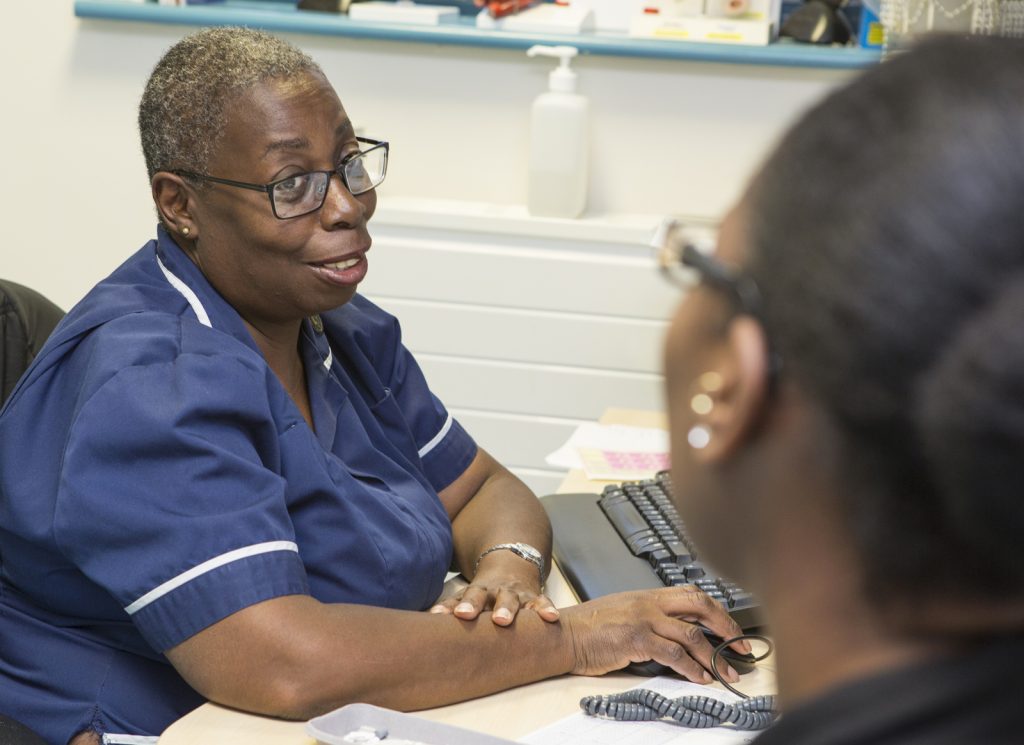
left=600, top=498, right=651, bottom=545
left=664, top=540, right=693, bottom=563
left=655, top=529, right=676, bottom=544
left=727, top=591, right=756, bottom=608
left=647, top=548, right=674, bottom=568
left=628, top=533, right=664, bottom=556
left=683, top=563, right=706, bottom=580
left=659, top=568, right=686, bottom=584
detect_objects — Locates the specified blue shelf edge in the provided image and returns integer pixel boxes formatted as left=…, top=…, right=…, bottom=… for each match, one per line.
left=73, top=0, right=882, bottom=70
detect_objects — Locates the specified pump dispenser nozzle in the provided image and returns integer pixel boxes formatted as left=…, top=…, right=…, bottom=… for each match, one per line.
left=526, top=44, right=579, bottom=93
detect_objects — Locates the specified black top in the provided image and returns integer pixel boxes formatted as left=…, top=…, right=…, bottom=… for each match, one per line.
left=755, top=635, right=1024, bottom=745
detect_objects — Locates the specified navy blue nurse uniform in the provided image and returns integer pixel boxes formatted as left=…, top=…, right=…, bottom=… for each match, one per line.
left=0, top=226, right=477, bottom=743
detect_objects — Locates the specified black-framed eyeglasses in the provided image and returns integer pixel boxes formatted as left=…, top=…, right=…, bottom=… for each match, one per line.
left=656, top=219, right=764, bottom=318
left=173, top=136, right=389, bottom=220
left=656, top=219, right=782, bottom=377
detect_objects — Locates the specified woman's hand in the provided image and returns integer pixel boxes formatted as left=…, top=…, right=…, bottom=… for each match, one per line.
left=429, top=549, right=560, bottom=626
left=437, top=448, right=556, bottom=626
left=560, top=585, right=752, bottom=684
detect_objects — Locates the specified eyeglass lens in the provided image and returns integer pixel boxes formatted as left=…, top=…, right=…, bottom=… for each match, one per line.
left=658, top=223, right=700, bottom=289
left=271, top=145, right=387, bottom=218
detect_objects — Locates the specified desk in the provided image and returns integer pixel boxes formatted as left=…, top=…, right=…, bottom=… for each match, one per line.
left=159, top=409, right=776, bottom=744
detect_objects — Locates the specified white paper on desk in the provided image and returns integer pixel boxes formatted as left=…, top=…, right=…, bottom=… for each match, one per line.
left=545, top=423, right=669, bottom=479
left=519, top=676, right=760, bottom=745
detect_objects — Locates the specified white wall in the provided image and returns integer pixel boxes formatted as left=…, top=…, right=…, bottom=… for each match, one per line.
left=1, top=3, right=856, bottom=311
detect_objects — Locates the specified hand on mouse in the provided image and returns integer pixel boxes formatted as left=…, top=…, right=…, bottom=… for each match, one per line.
left=559, top=585, right=751, bottom=684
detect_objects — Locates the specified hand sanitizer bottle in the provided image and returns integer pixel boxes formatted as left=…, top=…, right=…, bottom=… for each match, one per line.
left=526, top=45, right=589, bottom=219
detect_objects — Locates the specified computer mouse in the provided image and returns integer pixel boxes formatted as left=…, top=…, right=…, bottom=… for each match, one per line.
left=623, top=630, right=758, bottom=678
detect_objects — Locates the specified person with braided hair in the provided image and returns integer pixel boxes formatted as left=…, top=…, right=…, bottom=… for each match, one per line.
left=661, top=33, right=1024, bottom=744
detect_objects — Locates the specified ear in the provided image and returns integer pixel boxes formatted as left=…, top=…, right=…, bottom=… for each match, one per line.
left=693, top=315, right=772, bottom=464
left=151, top=172, right=198, bottom=241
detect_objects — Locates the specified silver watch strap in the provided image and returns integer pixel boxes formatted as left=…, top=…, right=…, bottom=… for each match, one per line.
left=474, top=542, right=545, bottom=585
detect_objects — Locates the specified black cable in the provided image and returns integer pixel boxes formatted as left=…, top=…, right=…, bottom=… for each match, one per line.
left=711, top=633, right=773, bottom=698
left=580, top=633, right=779, bottom=731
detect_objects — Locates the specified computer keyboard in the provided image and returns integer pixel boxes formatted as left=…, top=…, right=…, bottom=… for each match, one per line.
left=543, top=471, right=762, bottom=631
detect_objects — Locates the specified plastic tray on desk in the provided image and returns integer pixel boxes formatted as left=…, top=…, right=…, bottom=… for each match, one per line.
left=307, top=703, right=518, bottom=745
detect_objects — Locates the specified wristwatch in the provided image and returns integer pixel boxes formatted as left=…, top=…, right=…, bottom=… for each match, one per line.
left=475, top=542, right=545, bottom=586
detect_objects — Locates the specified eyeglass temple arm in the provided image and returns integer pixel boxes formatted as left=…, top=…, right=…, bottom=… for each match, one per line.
left=682, top=244, right=764, bottom=316
left=174, top=171, right=271, bottom=195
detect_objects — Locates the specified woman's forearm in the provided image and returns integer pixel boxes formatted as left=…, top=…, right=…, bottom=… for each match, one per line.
left=166, top=585, right=747, bottom=721
left=167, top=595, right=574, bottom=719
left=448, top=462, right=552, bottom=582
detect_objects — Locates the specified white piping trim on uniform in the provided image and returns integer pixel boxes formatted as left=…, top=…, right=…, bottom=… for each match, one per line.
left=156, top=255, right=212, bottom=328
left=323, top=346, right=333, bottom=370
left=102, top=735, right=159, bottom=745
left=123, top=541, right=299, bottom=615
left=418, top=413, right=453, bottom=459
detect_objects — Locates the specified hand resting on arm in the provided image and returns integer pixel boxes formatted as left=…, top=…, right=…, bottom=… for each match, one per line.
left=165, top=583, right=748, bottom=720
left=430, top=448, right=559, bottom=626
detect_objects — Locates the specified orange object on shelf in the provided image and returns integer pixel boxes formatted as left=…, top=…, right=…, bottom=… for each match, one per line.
left=486, top=0, right=539, bottom=19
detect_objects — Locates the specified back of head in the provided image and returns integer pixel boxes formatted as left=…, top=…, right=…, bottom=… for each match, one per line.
left=744, top=35, right=1024, bottom=615
left=139, top=27, right=322, bottom=178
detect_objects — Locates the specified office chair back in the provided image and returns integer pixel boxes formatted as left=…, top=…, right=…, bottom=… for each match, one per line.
left=0, top=715, right=47, bottom=745
left=0, top=282, right=62, bottom=745
left=0, top=279, right=64, bottom=407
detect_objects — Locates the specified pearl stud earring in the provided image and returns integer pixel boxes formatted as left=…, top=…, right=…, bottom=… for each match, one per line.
left=687, top=371, right=721, bottom=450
left=687, top=424, right=712, bottom=450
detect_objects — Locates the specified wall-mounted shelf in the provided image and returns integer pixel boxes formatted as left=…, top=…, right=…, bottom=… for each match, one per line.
left=74, top=0, right=882, bottom=70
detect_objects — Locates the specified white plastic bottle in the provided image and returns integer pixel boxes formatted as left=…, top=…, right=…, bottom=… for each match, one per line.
left=526, top=45, right=589, bottom=219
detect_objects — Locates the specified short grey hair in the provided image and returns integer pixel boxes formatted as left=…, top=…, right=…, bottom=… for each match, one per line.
left=139, top=27, right=323, bottom=179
